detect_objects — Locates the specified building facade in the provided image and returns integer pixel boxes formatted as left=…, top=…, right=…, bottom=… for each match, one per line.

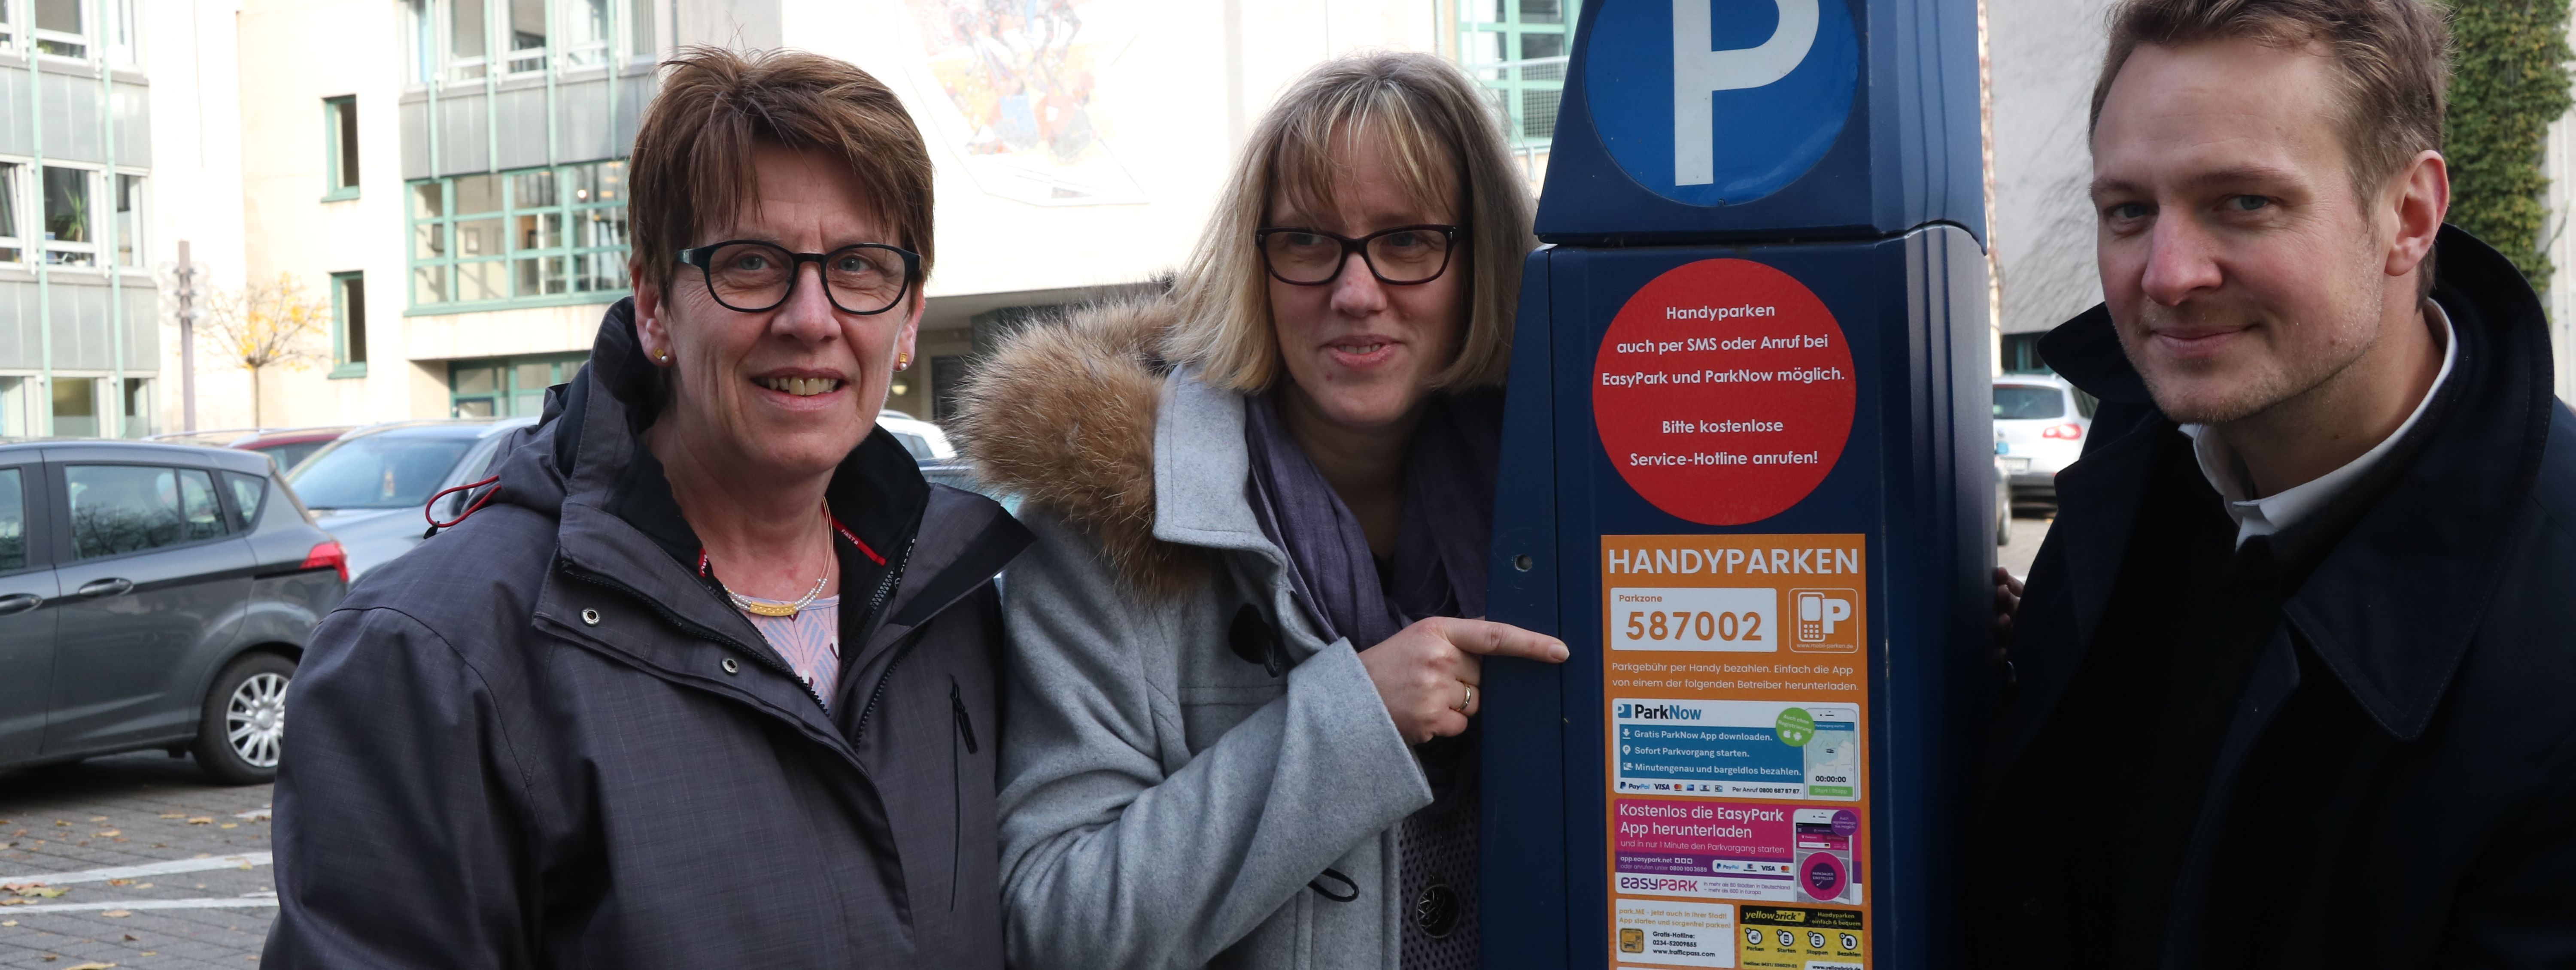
left=0, top=0, right=246, bottom=439
left=225, top=0, right=1581, bottom=430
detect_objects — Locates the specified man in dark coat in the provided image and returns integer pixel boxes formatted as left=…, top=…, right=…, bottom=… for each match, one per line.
left=259, top=300, right=1031, bottom=968
left=1973, top=0, right=2576, bottom=966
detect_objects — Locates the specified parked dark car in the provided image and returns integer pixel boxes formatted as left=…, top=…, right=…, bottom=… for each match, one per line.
left=0, top=441, right=347, bottom=784
left=149, top=426, right=358, bottom=474
left=287, top=418, right=537, bottom=581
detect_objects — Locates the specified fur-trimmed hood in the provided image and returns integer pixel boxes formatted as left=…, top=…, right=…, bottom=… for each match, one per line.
left=951, top=296, right=1212, bottom=597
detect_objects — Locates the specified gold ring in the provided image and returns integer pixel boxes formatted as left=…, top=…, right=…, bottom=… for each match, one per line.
left=1456, top=683, right=1474, bottom=714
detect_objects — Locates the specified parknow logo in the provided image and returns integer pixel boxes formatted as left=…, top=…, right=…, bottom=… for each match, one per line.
left=1585, top=0, right=1860, bottom=206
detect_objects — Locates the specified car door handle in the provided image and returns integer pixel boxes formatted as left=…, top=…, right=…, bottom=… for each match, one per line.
left=76, top=578, right=134, bottom=598
left=0, top=592, right=40, bottom=615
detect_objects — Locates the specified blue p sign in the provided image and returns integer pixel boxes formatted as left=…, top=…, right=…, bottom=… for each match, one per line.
left=1586, top=0, right=1861, bottom=205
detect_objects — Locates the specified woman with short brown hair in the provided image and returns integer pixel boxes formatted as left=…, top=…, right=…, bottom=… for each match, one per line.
left=264, top=47, right=1027, bottom=969
left=960, top=51, right=1564, bottom=970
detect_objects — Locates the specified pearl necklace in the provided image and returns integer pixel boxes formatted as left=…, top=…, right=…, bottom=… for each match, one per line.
left=724, top=569, right=831, bottom=618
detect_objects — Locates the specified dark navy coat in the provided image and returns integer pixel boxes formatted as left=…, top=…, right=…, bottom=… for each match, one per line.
left=1981, top=226, right=2576, bottom=967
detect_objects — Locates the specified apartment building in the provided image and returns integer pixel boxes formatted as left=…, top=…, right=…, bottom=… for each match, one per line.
left=223, top=0, right=1576, bottom=429
left=0, top=0, right=251, bottom=439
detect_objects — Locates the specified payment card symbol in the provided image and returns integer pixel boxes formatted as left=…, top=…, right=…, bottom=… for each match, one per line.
left=1788, top=588, right=1859, bottom=652
left=1620, top=928, right=1645, bottom=953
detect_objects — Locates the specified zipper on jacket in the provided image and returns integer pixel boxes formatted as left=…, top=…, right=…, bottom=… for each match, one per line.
left=847, top=540, right=922, bottom=746
left=951, top=678, right=967, bottom=911
left=950, top=682, right=980, bottom=754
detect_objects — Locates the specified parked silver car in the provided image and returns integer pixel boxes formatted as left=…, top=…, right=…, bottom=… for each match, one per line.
left=287, top=419, right=538, bottom=581
left=0, top=441, right=347, bottom=784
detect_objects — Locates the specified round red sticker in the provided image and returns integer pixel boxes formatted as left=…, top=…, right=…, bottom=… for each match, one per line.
left=1592, top=258, right=1856, bottom=525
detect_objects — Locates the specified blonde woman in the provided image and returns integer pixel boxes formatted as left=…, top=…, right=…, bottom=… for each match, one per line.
left=957, top=52, right=1565, bottom=970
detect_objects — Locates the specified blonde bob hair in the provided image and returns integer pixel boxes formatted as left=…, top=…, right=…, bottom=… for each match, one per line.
left=1166, top=52, right=1537, bottom=392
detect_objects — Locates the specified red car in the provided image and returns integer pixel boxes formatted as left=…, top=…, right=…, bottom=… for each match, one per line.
left=149, top=426, right=356, bottom=473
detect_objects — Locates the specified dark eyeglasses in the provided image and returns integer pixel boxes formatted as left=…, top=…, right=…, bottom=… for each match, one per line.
left=1254, top=224, right=1462, bottom=286
left=675, top=239, right=921, bottom=315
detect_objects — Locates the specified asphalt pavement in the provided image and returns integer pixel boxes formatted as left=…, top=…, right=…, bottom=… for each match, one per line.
left=0, top=753, right=276, bottom=969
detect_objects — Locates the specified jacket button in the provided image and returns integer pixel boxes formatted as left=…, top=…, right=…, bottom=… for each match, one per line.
left=721, top=658, right=740, bottom=675
left=2022, top=897, right=2044, bottom=917
left=580, top=608, right=600, bottom=626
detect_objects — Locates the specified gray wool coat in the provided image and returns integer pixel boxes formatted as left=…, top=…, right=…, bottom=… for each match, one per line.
left=960, top=300, right=1434, bottom=970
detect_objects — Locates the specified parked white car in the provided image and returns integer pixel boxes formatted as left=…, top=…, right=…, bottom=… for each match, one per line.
left=878, top=409, right=957, bottom=461
left=1993, top=375, right=2093, bottom=509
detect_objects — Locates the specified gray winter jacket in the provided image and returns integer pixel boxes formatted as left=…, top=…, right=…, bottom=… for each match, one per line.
left=263, top=300, right=1033, bottom=968
left=956, top=300, right=1433, bottom=970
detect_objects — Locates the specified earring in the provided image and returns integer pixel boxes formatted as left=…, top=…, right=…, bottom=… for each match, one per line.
left=895, top=353, right=911, bottom=372
left=656, top=350, right=670, bottom=365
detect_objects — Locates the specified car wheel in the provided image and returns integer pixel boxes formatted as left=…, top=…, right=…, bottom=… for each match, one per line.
left=193, top=652, right=295, bottom=785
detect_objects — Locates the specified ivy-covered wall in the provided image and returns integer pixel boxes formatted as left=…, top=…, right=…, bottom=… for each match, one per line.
left=2446, top=0, right=2573, bottom=288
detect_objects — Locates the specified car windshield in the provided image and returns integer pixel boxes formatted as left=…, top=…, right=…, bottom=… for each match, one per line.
left=289, top=434, right=475, bottom=509
left=1995, top=385, right=2068, bottom=420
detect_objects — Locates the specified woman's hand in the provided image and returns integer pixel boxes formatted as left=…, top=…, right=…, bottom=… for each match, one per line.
left=1358, top=617, right=1568, bottom=745
left=1993, top=566, right=2025, bottom=666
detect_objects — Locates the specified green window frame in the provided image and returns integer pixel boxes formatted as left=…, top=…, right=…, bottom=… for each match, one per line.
left=407, top=160, right=630, bottom=314
left=450, top=353, right=586, bottom=418
left=1458, top=0, right=1580, bottom=146
left=330, top=271, right=368, bottom=379
left=323, top=96, right=360, bottom=201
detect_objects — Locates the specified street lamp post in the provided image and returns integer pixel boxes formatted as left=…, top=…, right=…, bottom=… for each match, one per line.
left=176, top=239, right=198, bottom=433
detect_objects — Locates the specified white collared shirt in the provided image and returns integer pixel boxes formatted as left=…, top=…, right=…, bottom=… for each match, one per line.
left=2180, top=300, right=2458, bottom=547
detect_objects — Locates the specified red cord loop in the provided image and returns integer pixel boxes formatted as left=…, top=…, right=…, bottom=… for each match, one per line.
left=425, top=475, right=503, bottom=530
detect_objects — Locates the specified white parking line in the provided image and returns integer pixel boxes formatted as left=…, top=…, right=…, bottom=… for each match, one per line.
left=2, top=895, right=279, bottom=913
left=234, top=807, right=271, bottom=821
left=0, top=852, right=271, bottom=885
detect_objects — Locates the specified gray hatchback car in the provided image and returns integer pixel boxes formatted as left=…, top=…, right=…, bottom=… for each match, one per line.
left=0, top=441, right=347, bottom=784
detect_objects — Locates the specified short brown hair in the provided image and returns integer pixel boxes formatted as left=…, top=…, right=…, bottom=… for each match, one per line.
left=1164, top=52, right=1536, bottom=392
left=2091, top=0, right=2449, bottom=194
left=627, top=47, right=935, bottom=291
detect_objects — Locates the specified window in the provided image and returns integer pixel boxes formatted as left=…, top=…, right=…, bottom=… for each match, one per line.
left=449, top=0, right=487, bottom=80
left=1994, top=385, right=2069, bottom=421
left=0, top=469, right=27, bottom=572
left=106, top=0, right=134, bottom=64
left=323, top=97, right=359, bottom=200
left=1458, top=0, right=1580, bottom=145
left=112, top=174, right=140, bottom=267
left=331, top=272, right=367, bottom=377
left=414, top=0, right=650, bottom=82
left=222, top=471, right=267, bottom=532
left=42, top=166, right=94, bottom=267
left=0, top=164, right=24, bottom=264
left=450, top=353, right=583, bottom=417
left=119, top=377, right=151, bottom=438
left=65, top=464, right=226, bottom=559
left=288, top=435, right=474, bottom=509
left=32, top=0, right=82, bottom=58
left=410, top=161, right=628, bottom=310
left=50, top=376, right=94, bottom=436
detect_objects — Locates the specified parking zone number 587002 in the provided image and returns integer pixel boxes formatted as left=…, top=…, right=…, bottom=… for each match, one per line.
left=1607, top=588, right=1778, bottom=652
left=1626, top=609, right=1764, bottom=644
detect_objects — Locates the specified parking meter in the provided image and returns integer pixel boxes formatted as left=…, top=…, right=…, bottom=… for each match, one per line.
left=1480, top=2, right=1992, bottom=968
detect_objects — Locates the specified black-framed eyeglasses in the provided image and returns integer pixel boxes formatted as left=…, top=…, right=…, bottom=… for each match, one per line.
left=1255, top=224, right=1462, bottom=286
left=675, top=239, right=921, bottom=315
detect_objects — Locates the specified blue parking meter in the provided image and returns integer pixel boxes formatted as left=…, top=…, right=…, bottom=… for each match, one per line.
left=1481, top=2, right=1991, bottom=968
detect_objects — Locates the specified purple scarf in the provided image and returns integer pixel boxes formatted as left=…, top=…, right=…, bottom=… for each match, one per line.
left=1242, top=386, right=1501, bottom=967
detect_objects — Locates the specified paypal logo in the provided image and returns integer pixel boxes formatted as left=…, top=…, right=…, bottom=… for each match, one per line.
left=1585, top=0, right=1860, bottom=205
